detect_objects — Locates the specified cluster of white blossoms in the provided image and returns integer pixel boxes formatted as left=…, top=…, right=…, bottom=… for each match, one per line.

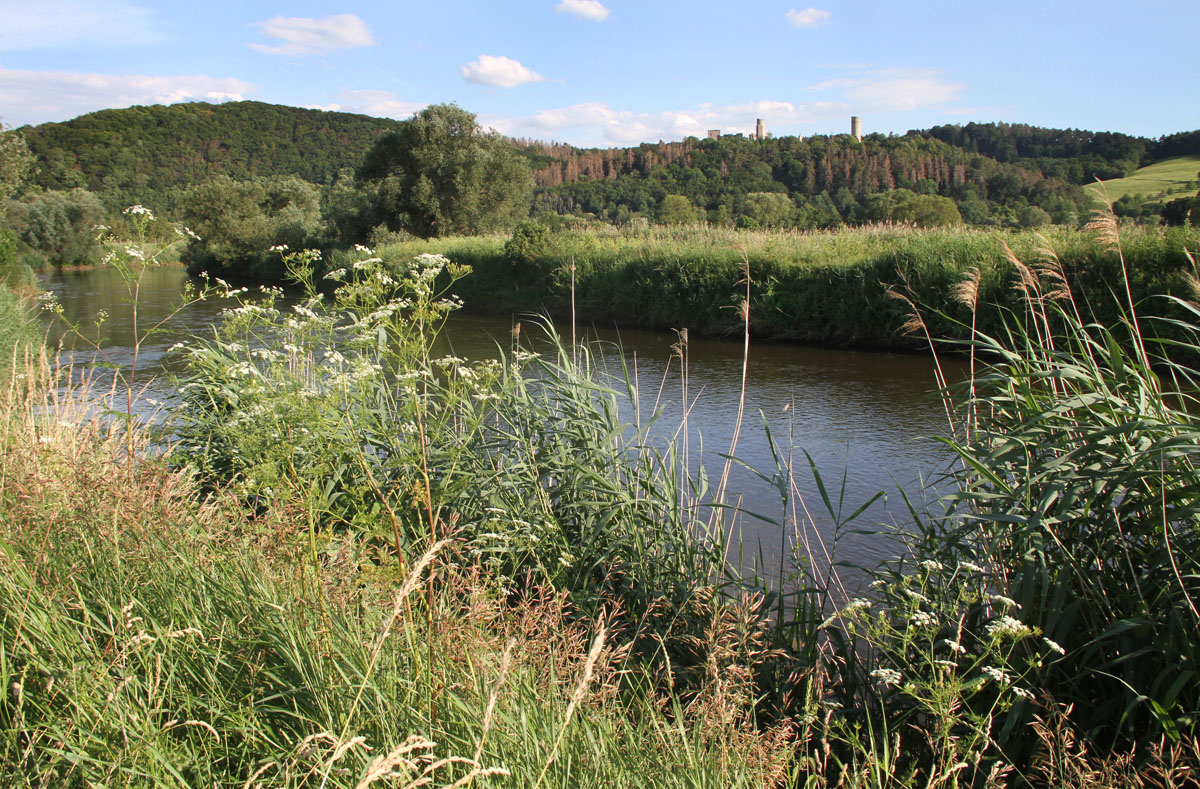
left=981, top=666, right=1013, bottom=685
left=909, top=610, right=937, bottom=628
left=985, top=615, right=1032, bottom=640
left=870, top=668, right=902, bottom=687
left=124, top=204, right=155, bottom=220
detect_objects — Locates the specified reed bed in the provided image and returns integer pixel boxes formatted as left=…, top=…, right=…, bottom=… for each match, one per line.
left=374, top=223, right=1200, bottom=352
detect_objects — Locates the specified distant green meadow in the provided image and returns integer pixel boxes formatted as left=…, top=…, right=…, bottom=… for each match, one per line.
left=1092, top=154, right=1200, bottom=202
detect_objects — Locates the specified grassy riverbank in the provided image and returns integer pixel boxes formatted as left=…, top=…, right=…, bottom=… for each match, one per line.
left=3, top=217, right=1198, bottom=785
left=358, top=223, right=1200, bottom=351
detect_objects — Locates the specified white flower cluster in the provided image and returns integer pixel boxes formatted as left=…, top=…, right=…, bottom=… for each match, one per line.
left=989, top=594, right=1021, bottom=610
left=985, top=615, right=1032, bottom=640
left=870, top=668, right=902, bottom=687
left=909, top=610, right=937, bottom=628
left=982, top=666, right=1012, bottom=685
left=124, top=204, right=155, bottom=219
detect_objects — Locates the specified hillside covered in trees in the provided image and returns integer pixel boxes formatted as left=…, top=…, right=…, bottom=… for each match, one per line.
left=18, top=101, right=405, bottom=211
left=3, top=101, right=1198, bottom=269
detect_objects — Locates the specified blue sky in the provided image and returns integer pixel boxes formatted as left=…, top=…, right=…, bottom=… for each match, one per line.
left=1, top=0, right=1196, bottom=147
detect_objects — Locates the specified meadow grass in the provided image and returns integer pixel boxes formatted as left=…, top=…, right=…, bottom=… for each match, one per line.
left=0, top=286, right=40, bottom=383
left=1091, top=154, right=1200, bottom=201
left=0, top=358, right=799, bottom=787
left=3, top=215, right=1199, bottom=786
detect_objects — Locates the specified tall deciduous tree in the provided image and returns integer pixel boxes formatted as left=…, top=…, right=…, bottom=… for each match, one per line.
left=0, top=124, right=35, bottom=203
left=356, top=104, right=533, bottom=238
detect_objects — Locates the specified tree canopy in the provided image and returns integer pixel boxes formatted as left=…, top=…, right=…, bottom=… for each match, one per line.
left=357, top=104, right=533, bottom=238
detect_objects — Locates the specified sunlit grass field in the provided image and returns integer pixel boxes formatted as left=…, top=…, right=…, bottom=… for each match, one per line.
left=1091, top=154, right=1200, bottom=202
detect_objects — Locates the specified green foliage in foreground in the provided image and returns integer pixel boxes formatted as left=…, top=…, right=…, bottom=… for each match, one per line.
left=3, top=218, right=1198, bottom=785
left=0, top=412, right=788, bottom=787
left=0, top=285, right=39, bottom=381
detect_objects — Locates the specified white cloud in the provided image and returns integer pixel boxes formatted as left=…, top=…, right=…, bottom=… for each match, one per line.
left=0, top=67, right=253, bottom=127
left=786, top=8, right=830, bottom=29
left=555, top=0, right=610, bottom=22
left=0, top=0, right=164, bottom=50
left=318, top=90, right=426, bottom=120
left=495, top=99, right=848, bottom=146
left=461, top=55, right=548, bottom=88
left=809, top=68, right=964, bottom=113
left=250, top=14, right=374, bottom=56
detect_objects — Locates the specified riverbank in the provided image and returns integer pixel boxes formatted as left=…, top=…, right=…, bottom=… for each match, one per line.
left=356, top=223, right=1200, bottom=352
left=3, top=222, right=1197, bottom=784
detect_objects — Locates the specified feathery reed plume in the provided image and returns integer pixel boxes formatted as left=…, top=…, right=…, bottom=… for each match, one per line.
left=1085, top=208, right=1120, bottom=252
left=533, top=617, right=608, bottom=789
left=1184, top=248, right=1200, bottom=304
left=887, top=286, right=928, bottom=338
left=1086, top=204, right=1150, bottom=373
left=1001, top=239, right=1056, bottom=356
left=1032, top=234, right=1071, bottom=302
left=951, top=266, right=981, bottom=312
left=353, top=735, right=435, bottom=789
left=1002, top=240, right=1041, bottom=301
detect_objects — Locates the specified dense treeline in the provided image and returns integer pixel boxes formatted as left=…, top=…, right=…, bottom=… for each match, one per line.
left=18, top=101, right=404, bottom=211
left=520, top=124, right=1199, bottom=229
left=4, top=100, right=1200, bottom=270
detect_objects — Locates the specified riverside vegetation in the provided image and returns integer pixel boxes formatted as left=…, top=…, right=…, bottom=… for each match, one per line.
left=1, top=207, right=1198, bottom=786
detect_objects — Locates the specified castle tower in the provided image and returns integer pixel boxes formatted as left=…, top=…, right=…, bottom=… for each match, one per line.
left=755, top=118, right=765, bottom=141
left=707, top=129, right=721, bottom=140
left=851, top=116, right=862, bottom=142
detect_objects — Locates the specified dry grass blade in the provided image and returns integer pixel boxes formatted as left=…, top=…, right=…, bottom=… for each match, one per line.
left=354, top=736, right=436, bottom=789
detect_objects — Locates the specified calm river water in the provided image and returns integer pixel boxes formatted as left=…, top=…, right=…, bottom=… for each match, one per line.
left=40, top=266, right=963, bottom=578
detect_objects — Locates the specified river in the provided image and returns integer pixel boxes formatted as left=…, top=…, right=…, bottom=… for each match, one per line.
left=39, top=265, right=964, bottom=580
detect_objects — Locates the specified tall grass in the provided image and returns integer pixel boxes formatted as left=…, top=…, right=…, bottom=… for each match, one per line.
left=0, top=358, right=798, bottom=786
left=4, top=214, right=1199, bottom=785
left=376, top=223, right=1200, bottom=352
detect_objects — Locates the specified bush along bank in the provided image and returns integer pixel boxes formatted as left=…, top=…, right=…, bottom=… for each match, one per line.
left=368, top=222, right=1200, bottom=352
left=3, top=214, right=1197, bottom=785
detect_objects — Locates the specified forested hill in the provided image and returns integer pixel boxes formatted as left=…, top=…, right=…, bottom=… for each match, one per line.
left=519, top=131, right=1087, bottom=227
left=517, top=124, right=1198, bottom=228
left=15, top=100, right=1199, bottom=228
left=20, top=101, right=405, bottom=208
